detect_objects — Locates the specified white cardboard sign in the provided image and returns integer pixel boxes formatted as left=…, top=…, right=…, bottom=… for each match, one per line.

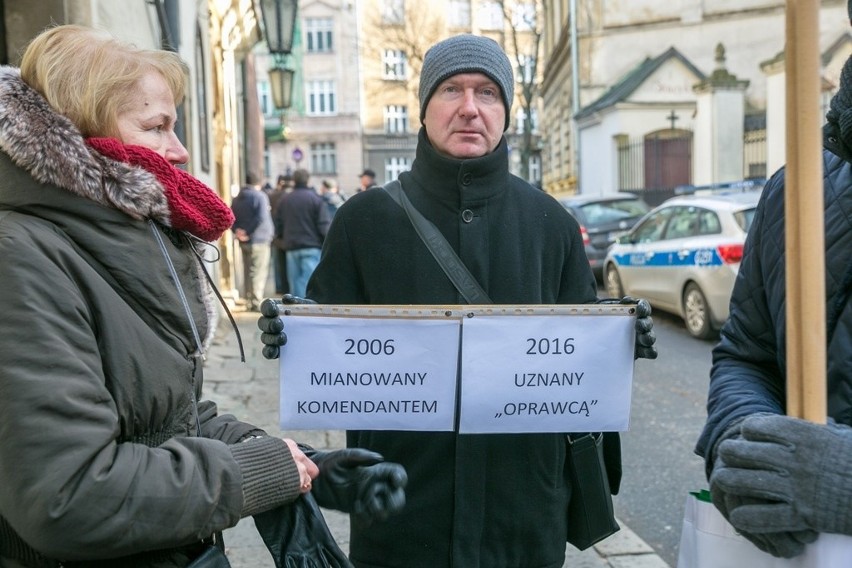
left=458, top=315, right=634, bottom=433
left=279, top=316, right=460, bottom=431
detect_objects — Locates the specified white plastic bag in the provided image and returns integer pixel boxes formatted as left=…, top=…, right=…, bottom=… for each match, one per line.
left=677, top=492, right=852, bottom=568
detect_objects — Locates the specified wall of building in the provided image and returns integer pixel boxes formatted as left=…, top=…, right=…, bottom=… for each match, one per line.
left=542, top=0, right=849, bottom=194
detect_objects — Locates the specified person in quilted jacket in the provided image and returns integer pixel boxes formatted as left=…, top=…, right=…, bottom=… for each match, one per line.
left=695, top=3, right=852, bottom=558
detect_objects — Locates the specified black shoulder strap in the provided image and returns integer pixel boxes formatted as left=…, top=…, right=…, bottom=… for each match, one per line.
left=383, top=180, right=492, bottom=304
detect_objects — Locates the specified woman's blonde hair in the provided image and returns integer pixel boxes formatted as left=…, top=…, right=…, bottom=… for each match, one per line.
left=20, top=24, right=188, bottom=138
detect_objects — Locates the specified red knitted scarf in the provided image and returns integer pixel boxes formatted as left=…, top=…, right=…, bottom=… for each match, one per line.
left=86, top=137, right=234, bottom=241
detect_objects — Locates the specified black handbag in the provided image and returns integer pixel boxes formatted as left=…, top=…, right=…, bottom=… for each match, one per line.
left=564, top=433, right=621, bottom=550
left=253, top=492, right=353, bottom=568
left=187, top=543, right=232, bottom=568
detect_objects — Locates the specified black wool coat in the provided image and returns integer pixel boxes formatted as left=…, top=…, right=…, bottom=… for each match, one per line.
left=307, top=129, right=599, bottom=568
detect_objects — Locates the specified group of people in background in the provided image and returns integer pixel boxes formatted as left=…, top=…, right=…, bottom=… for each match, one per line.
left=231, top=167, right=362, bottom=307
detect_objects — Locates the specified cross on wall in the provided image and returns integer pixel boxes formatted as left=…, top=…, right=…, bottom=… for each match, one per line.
left=667, top=110, right=680, bottom=130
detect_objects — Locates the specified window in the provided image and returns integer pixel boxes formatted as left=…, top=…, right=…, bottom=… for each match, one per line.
left=528, top=154, right=541, bottom=184
left=306, top=81, right=337, bottom=115
left=448, top=0, right=471, bottom=28
left=517, top=54, right=535, bottom=84
left=633, top=208, right=674, bottom=243
left=258, top=80, right=272, bottom=116
left=310, top=142, right=337, bottom=174
left=664, top=207, right=700, bottom=240
left=478, top=1, right=504, bottom=30
left=515, top=107, right=539, bottom=134
left=384, top=105, right=409, bottom=133
left=512, top=2, right=536, bottom=30
left=382, top=0, right=404, bottom=24
left=385, top=156, right=411, bottom=181
left=305, top=18, right=333, bottom=53
left=382, top=49, right=407, bottom=80
left=698, top=210, right=722, bottom=235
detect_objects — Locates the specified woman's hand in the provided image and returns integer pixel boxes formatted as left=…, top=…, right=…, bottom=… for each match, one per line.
left=284, top=438, right=319, bottom=493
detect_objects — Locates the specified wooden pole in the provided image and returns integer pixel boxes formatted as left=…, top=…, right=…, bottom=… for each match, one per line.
left=784, top=0, right=826, bottom=423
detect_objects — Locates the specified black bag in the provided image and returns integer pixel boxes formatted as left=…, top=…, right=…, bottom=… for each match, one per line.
left=253, top=492, right=353, bottom=568
left=565, top=432, right=621, bottom=550
left=187, top=543, right=231, bottom=568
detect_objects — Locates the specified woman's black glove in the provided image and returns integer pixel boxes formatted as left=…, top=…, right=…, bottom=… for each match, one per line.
left=595, top=296, right=657, bottom=359
left=258, top=295, right=317, bottom=359
left=303, top=448, right=407, bottom=524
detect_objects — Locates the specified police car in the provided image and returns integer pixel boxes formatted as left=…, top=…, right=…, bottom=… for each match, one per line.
left=603, top=190, right=762, bottom=339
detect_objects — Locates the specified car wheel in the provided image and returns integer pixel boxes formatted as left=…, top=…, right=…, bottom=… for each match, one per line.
left=605, top=265, right=623, bottom=298
left=682, top=282, right=714, bottom=339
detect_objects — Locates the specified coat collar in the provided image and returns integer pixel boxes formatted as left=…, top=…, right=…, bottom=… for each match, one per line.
left=405, top=128, right=510, bottom=208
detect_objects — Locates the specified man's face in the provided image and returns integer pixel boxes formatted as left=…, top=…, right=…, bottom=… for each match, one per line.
left=422, top=72, right=505, bottom=159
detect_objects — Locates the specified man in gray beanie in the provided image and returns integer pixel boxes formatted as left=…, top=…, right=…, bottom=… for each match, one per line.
left=418, top=34, right=514, bottom=131
left=259, top=33, right=656, bottom=568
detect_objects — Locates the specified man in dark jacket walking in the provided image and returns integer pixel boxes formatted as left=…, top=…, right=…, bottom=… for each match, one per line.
left=259, top=34, right=655, bottom=568
left=231, top=172, right=274, bottom=311
left=273, top=168, right=330, bottom=298
left=696, top=5, right=852, bottom=559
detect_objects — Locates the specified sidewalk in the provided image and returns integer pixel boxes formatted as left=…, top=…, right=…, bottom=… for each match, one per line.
left=204, top=312, right=671, bottom=568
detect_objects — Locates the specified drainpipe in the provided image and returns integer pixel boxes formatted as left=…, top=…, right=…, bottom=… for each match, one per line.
left=570, top=0, right=581, bottom=192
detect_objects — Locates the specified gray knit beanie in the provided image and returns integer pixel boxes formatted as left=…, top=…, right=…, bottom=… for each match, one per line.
left=419, top=34, right=514, bottom=131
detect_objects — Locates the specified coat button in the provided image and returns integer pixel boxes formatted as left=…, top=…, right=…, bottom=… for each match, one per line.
left=461, top=209, right=474, bottom=223
left=461, top=173, right=473, bottom=185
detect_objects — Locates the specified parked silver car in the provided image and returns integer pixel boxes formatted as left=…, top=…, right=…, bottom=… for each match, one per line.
left=603, top=190, right=762, bottom=338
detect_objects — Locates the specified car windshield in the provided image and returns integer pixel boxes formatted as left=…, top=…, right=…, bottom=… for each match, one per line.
left=578, top=199, right=649, bottom=225
left=734, top=207, right=757, bottom=232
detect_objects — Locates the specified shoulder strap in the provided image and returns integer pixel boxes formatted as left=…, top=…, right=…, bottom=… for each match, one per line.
left=383, top=180, right=492, bottom=304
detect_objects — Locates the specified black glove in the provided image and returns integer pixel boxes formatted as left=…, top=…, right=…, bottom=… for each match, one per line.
left=303, top=448, right=407, bottom=524
left=714, top=414, right=852, bottom=538
left=258, top=294, right=317, bottom=360
left=595, top=296, right=657, bottom=360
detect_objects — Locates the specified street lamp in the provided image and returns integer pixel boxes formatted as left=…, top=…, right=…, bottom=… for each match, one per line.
left=259, top=0, right=298, bottom=109
left=268, top=66, right=294, bottom=110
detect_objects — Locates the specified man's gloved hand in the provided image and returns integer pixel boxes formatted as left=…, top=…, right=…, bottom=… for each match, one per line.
left=303, top=448, right=407, bottom=524
left=712, top=414, right=852, bottom=540
left=258, top=294, right=317, bottom=360
left=595, top=296, right=657, bottom=359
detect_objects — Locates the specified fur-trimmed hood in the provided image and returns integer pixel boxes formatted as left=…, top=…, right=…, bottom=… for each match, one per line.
left=0, top=65, right=219, bottom=351
left=0, top=66, right=171, bottom=224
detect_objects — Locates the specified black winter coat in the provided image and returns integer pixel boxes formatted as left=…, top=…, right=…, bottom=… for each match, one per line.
left=307, top=129, right=599, bottom=568
left=696, top=125, right=852, bottom=471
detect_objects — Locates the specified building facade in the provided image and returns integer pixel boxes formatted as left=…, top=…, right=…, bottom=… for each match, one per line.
left=541, top=0, right=850, bottom=199
left=258, top=0, right=363, bottom=194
